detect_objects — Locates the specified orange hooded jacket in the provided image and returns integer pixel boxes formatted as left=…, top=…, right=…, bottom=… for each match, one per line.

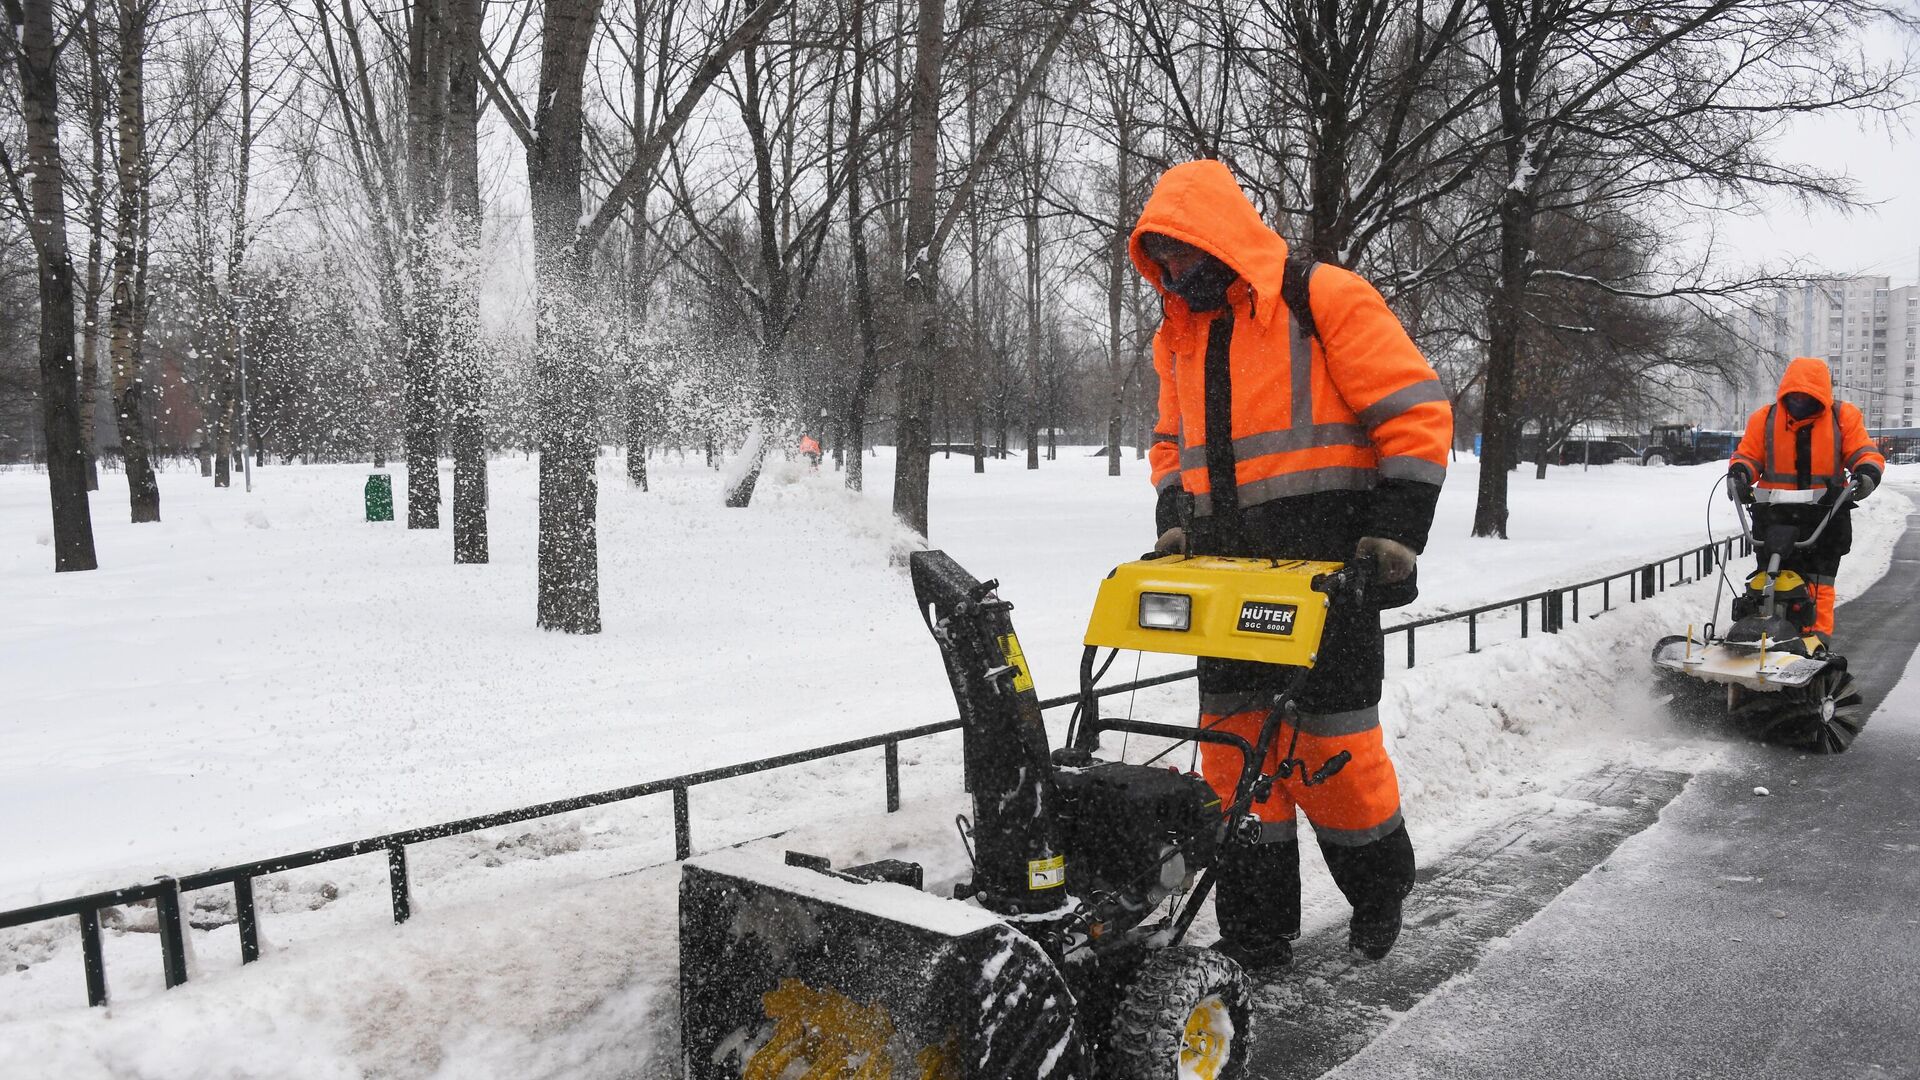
left=1131, top=161, right=1452, bottom=549
left=1729, top=357, right=1883, bottom=501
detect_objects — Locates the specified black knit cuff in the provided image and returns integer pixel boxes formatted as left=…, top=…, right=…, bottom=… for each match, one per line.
left=1156, top=483, right=1192, bottom=536
left=1367, top=479, right=1441, bottom=553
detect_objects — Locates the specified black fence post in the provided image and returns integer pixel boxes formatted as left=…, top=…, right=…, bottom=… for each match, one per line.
left=1468, top=612, right=1478, bottom=653
left=234, top=877, right=260, bottom=964
left=386, top=845, right=411, bottom=924
left=674, top=787, right=692, bottom=860
left=884, top=741, right=901, bottom=813
left=79, top=908, right=108, bottom=1007
left=1603, top=578, right=1611, bottom=611
left=1641, top=565, right=1656, bottom=598
left=156, top=879, right=188, bottom=989
left=1521, top=599, right=1529, bottom=638
left=1571, top=587, right=1580, bottom=623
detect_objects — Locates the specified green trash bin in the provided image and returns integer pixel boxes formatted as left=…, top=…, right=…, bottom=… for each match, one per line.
left=365, top=473, right=394, bottom=522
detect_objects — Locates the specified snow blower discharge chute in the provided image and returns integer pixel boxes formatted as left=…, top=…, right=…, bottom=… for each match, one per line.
left=679, top=549, right=1376, bottom=1079
left=1651, top=474, right=1867, bottom=752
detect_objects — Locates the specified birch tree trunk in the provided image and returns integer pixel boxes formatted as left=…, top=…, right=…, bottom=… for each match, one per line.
left=1106, top=111, right=1130, bottom=478
left=1022, top=129, right=1042, bottom=473
left=77, top=5, right=112, bottom=492
left=842, top=0, right=880, bottom=493
left=108, top=0, right=159, bottom=522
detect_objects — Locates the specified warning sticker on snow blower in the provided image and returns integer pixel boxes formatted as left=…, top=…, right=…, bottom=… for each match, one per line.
left=997, top=634, right=1035, bottom=693
left=1236, top=601, right=1298, bottom=636
left=1027, top=855, right=1066, bottom=890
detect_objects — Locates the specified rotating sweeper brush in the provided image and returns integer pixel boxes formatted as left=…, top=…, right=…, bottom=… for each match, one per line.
left=1651, top=476, right=1866, bottom=753
left=678, top=549, right=1377, bottom=1079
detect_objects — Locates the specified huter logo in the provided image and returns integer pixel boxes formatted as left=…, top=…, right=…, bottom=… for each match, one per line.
left=1237, top=601, right=1298, bottom=636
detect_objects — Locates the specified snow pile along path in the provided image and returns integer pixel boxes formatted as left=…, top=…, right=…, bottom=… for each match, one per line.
left=0, top=450, right=1906, bottom=1078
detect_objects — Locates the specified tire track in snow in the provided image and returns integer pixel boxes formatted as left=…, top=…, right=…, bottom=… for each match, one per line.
left=1242, top=763, right=1691, bottom=1078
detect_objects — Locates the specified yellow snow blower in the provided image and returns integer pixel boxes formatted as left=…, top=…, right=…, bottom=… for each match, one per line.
left=1651, top=476, right=1866, bottom=752
left=678, top=550, right=1375, bottom=1079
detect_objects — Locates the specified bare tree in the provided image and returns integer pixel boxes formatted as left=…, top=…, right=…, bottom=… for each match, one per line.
left=401, top=0, right=447, bottom=528
left=892, top=0, right=1090, bottom=536
left=71, top=3, right=116, bottom=491
left=108, top=0, right=161, bottom=521
left=518, top=0, right=785, bottom=632
left=1471, top=0, right=1906, bottom=537
left=2, top=0, right=100, bottom=569
left=446, top=0, right=487, bottom=561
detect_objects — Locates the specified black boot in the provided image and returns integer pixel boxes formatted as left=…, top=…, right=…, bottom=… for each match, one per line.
left=1347, top=901, right=1403, bottom=961
left=1211, top=837, right=1300, bottom=974
left=1319, top=823, right=1415, bottom=962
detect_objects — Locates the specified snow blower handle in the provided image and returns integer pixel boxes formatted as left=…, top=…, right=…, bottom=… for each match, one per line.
left=1312, top=553, right=1380, bottom=612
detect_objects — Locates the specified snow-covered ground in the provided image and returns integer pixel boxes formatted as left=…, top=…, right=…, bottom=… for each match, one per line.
left=0, top=449, right=1908, bottom=1078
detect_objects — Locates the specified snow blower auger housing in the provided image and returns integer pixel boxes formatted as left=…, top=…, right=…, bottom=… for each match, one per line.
left=678, top=550, right=1371, bottom=1080
left=1652, top=478, right=1865, bottom=752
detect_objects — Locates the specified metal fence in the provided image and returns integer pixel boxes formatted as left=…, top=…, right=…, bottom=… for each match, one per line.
left=0, top=533, right=1748, bottom=1009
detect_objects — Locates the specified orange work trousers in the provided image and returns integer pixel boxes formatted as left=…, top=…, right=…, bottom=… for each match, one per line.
left=1195, top=698, right=1403, bottom=846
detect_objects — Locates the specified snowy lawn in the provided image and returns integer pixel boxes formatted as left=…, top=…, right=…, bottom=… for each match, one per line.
left=1, top=449, right=1908, bottom=1077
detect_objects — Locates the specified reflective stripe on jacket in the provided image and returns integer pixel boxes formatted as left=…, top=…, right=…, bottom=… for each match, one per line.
left=1133, top=162, right=1451, bottom=522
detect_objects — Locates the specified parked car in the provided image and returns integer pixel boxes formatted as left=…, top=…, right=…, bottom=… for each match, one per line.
left=1551, top=438, right=1641, bottom=465
left=1889, top=451, right=1918, bottom=466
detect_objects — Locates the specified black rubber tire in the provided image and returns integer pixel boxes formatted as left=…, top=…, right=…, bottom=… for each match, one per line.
left=1105, top=946, right=1251, bottom=1080
left=1644, top=451, right=1668, bottom=467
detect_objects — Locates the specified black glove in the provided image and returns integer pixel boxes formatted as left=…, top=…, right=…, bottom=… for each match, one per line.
left=1851, top=468, right=1878, bottom=502
left=1728, top=467, right=1754, bottom=504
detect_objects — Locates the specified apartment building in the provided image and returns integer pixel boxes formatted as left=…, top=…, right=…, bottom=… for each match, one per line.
left=1740, top=275, right=1920, bottom=430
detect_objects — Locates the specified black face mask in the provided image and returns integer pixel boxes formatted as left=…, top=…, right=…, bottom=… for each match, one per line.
left=1167, top=253, right=1238, bottom=312
left=1782, top=393, right=1824, bottom=421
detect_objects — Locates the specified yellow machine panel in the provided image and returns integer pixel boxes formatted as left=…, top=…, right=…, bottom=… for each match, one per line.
left=1084, top=555, right=1343, bottom=665
left=1748, top=570, right=1805, bottom=593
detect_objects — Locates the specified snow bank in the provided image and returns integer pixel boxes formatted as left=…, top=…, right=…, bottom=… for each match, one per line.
left=0, top=450, right=1908, bottom=1077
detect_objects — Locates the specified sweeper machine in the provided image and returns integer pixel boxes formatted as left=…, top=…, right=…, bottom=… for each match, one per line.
left=678, top=549, right=1377, bottom=1079
left=1650, top=475, right=1867, bottom=752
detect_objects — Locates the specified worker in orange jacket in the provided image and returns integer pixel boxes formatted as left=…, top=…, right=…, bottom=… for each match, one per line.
left=1728, top=357, right=1884, bottom=639
left=1131, top=160, right=1453, bottom=971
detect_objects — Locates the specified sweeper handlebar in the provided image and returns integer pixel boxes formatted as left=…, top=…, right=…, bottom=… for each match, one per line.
left=1728, top=473, right=1861, bottom=552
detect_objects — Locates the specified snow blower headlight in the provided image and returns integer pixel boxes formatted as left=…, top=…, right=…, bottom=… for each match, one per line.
left=1138, top=592, right=1192, bottom=631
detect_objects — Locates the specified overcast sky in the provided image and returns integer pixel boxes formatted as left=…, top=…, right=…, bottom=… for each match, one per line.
left=1708, top=26, right=1918, bottom=286
left=1712, top=117, right=1919, bottom=285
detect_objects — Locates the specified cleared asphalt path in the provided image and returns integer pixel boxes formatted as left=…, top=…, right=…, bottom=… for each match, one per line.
left=1322, top=504, right=1920, bottom=1079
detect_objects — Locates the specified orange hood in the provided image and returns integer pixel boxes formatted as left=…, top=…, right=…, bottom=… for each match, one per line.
left=1130, top=160, right=1288, bottom=323
left=1777, top=356, right=1833, bottom=422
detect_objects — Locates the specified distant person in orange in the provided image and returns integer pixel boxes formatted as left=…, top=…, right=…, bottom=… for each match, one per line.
left=1728, top=357, right=1884, bottom=640
left=798, top=432, right=823, bottom=470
